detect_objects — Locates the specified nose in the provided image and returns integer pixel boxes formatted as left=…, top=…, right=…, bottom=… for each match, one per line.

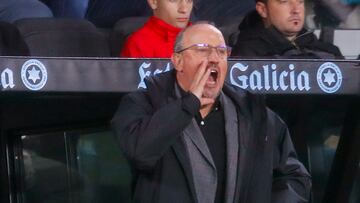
left=178, top=0, right=191, bottom=14
left=290, top=0, right=302, bottom=14
left=207, top=48, right=221, bottom=62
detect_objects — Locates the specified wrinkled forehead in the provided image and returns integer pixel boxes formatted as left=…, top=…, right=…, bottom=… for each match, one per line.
left=182, top=24, right=225, bottom=47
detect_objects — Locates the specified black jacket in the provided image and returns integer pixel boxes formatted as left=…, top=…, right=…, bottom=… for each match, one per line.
left=111, top=70, right=311, bottom=203
left=231, top=11, right=343, bottom=59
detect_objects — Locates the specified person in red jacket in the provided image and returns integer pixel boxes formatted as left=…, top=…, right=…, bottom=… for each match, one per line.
left=120, top=0, right=193, bottom=58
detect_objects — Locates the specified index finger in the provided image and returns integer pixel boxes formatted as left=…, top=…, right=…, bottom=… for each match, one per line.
left=192, top=59, right=209, bottom=85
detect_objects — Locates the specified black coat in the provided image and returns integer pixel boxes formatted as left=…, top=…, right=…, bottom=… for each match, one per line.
left=111, top=71, right=311, bottom=203
left=231, top=11, right=343, bottom=59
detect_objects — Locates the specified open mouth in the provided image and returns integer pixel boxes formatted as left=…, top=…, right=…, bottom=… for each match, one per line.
left=207, top=69, right=218, bottom=85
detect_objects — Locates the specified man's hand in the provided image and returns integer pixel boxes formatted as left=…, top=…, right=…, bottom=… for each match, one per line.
left=188, top=60, right=215, bottom=106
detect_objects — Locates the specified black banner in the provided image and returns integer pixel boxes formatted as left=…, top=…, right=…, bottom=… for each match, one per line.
left=0, top=57, right=359, bottom=95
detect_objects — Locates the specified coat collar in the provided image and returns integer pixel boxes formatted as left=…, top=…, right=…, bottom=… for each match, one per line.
left=145, top=71, right=268, bottom=149
left=144, top=71, right=199, bottom=201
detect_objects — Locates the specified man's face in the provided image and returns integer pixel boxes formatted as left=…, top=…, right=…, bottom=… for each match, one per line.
left=257, top=0, right=305, bottom=38
left=172, top=25, right=228, bottom=100
left=149, top=0, right=193, bottom=28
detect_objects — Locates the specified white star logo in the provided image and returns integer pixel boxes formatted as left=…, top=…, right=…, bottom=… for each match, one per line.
left=27, top=66, right=41, bottom=83
left=21, top=59, right=48, bottom=91
left=317, top=62, right=342, bottom=93
left=323, top=69, right=336, bottom=86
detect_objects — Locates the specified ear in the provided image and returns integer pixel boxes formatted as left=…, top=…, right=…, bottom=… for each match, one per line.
left=147, top=0, right=158, bottom=10
left=171, top=53, right=183, bottom=72
left=256, top=2, right=268, bottom=18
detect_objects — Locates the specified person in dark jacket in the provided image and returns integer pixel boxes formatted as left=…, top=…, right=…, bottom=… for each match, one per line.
left=0, top=21, right=29, bottom=56
left=112, top=23, right=311, bottom=203
left=231, top=0, right=343, bottom=59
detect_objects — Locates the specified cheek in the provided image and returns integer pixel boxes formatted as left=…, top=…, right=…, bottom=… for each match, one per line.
left=220, top=64, right=228, bottom=81
left=184, top=68, right=196, bottom=81
left=181, top=63, right=195, bottom=80
left=167, top=4, right=179, bottom=14
left=272, top=15, right=287, bottom=29
left=269, top=7, right=286, bottom=21
left=188, top=4, right=193, bottom=13
left=182, top=54, right=203, bottom=78
left=159, top=5, right=176, bottom=19
left=300, top=9, right=305, bottom=19
left=270, top=11, right=282, bottom=20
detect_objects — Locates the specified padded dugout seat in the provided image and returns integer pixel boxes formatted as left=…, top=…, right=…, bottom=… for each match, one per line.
left=14, top=18, right=110, bottom=57
left=109, top=16, right=147, bottom=57
left=317, top=28, right=360, bottom=59
left=0, top=21, right=29, bottom=56
left=85, top=0, right=151, bottom=28
left=332, top=29, right=360, bottom=59
left=219, top=20, right=242, bottom=48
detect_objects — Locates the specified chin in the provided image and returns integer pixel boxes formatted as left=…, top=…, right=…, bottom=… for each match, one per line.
left=203, top=88, right=221, bottom=100
left=176, top=23, right=188, bottom=29
left=293, top=24, right=303, bottom=32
